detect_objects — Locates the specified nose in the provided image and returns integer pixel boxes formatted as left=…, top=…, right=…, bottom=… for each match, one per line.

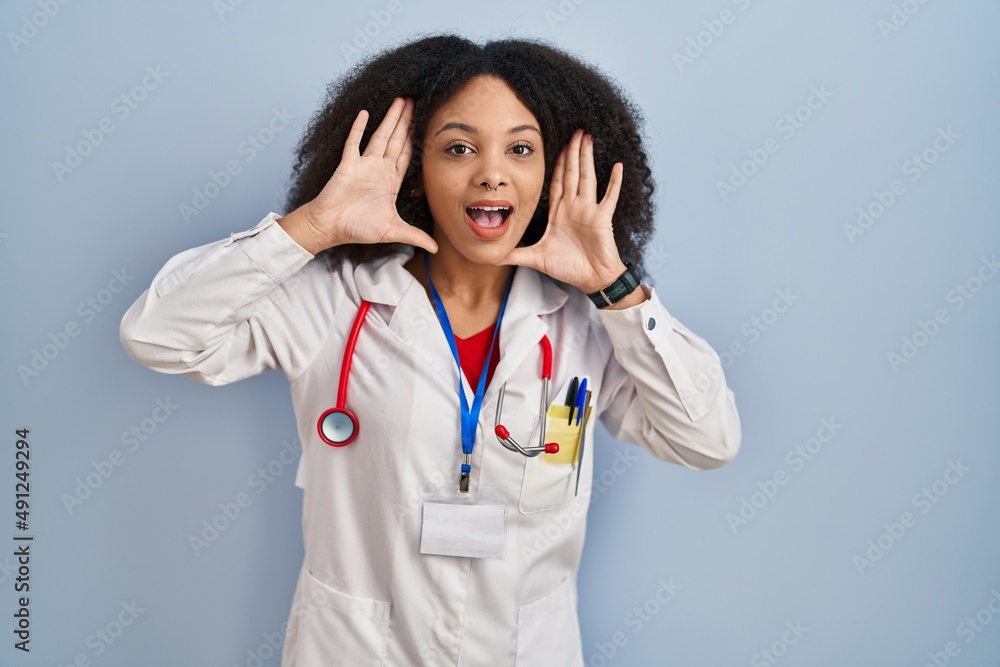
left=472, top=144, right=508, bottom=190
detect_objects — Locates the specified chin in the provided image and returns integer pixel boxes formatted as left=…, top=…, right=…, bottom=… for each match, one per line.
left=458, top=244, right=511, bottom=265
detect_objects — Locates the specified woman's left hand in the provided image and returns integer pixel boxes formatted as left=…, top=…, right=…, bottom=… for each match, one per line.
left=496, top=129, right=628, bottom=294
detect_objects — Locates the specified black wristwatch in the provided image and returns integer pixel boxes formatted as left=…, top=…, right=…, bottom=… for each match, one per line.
left=587, top=263, right=642, bottom=309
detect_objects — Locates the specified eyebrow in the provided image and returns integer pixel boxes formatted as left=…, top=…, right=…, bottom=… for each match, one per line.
left=433, top=122, right=541, bottom=137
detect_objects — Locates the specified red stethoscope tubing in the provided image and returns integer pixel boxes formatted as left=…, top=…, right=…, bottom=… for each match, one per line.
left=315, top=299, right=371, bottom=447
left=338, top=299, right=371, bottom=410
left=539, top=332, right=553, bottom=380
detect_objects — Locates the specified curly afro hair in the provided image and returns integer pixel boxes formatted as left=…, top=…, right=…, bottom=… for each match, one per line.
left=285, top=32, right=657, bottom=279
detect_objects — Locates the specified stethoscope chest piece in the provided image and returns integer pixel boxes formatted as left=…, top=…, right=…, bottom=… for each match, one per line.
left=317, top=407, right=359, bottom=446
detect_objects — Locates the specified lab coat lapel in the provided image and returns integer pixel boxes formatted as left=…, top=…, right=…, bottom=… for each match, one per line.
left=352, top=248, right=458, bottom=394
left=483, top=265, right=567, bottom=408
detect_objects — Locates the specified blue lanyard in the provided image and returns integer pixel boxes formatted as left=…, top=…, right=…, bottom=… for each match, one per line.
left=423, top=250, right=516, bottom=484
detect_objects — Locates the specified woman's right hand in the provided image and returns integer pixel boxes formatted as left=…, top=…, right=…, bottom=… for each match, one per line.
left=278, top=97, right=438, bottom=256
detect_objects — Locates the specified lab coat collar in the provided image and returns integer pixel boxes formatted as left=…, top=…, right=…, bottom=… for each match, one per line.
left=352, top=246, right=567, bottom=315
left=353, top=246, right=570, bottom=405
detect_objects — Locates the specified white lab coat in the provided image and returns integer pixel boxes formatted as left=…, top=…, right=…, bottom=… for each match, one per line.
left=119, top=211, right=741, bottom=666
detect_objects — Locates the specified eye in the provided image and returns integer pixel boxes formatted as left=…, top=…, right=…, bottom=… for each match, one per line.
left=445, top=142, right=474, bottom=156
left=510, top=141, right=534, bottom=157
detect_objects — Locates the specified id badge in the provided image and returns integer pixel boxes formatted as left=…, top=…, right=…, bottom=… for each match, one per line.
left=419, top=485, right=508, bottom=560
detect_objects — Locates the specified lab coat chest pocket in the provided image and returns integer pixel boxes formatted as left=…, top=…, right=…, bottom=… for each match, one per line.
left=517, top=383, right=595, bottom=514
left=518, top=420, right=574, bottom=513
left=286, top=568, right=391, bottom=667
left=515, top=574, right=584, bottom=666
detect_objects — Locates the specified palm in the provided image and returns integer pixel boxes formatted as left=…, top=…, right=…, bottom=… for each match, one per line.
left=521, top=212, right=596, bottom=282
left=323, top=160, right=406, bottom=245
left=307, top=97, right=437, bottom=254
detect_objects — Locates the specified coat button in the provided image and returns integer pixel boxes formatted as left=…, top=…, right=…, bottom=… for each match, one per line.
left=646, top=317, right=656, bottom=330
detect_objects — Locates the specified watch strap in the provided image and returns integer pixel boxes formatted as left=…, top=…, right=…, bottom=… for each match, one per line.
left=587, top=263, right=642, bottom=308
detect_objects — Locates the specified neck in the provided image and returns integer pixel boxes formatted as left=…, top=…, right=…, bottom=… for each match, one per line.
left=422, top=244, right=514, bottom=309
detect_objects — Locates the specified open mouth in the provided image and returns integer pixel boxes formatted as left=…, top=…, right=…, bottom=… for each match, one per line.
left=466, top=205, right=513, bottom=229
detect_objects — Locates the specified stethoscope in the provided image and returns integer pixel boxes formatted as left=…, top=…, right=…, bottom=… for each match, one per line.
left=316, top=300, right=371, bottom=446
left=494, top=335, right=559, bottom=456
left=316, top=299, right=558, bottom=457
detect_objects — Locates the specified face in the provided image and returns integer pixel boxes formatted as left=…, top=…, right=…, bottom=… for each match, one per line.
left=419, top=75, right=546, bottom=266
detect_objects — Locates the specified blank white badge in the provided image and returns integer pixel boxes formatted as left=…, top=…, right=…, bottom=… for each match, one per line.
left=419, top=486, right=507, bottom=560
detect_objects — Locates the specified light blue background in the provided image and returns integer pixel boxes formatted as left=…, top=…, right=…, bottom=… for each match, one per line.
left=3, top=1, right=999, bottom=665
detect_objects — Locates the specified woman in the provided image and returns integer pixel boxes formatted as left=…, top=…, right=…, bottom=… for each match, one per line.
left=120, top=33, right=741, bottom=667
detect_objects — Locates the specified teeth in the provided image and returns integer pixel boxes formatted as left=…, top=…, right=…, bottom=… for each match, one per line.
left=468, top=206, right=510, bottom=212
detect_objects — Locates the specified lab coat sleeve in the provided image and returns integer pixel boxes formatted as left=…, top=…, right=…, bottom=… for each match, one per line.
left=119, top=212, right=330, bottom=385
left=593, top=284, right=741, bottom=470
